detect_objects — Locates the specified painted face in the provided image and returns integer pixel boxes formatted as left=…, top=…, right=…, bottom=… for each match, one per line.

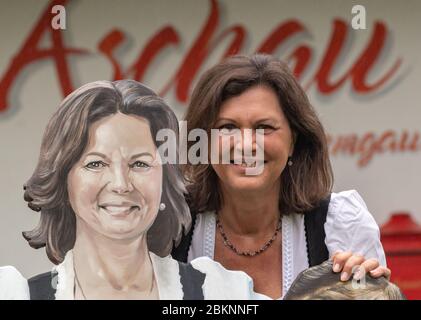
left=211, top=85, right=294, bottom=193
left=67, top=113, right=163, bottom=240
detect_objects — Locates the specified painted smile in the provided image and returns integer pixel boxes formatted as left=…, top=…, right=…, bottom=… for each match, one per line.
left=98, top=203, right=141, bottom=217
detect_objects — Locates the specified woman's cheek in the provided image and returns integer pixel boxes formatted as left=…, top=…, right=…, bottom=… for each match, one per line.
left=132, top=167, right=163, bottom=196
left=69, top=169, right=103, bottom=210
left=80, top=173, right=103, bottom=199
left=266, top=135, right=289, bottom=158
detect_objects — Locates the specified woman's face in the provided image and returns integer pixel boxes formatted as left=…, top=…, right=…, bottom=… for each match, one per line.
left=211, top=85, right=294, bottom=193
left=67, top=113, right=163, bottom=240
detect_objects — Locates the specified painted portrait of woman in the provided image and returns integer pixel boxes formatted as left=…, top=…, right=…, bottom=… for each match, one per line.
left=0, top=80, right=259, bottom=300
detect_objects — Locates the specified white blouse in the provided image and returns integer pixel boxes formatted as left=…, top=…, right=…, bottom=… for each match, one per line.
left=0, top=266, right=29, bottom=300
left=187, top=190, right=387, bottom=299
left=0, top=250, right=265, bottom=300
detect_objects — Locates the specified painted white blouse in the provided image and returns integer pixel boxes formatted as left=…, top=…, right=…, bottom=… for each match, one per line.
left=187, top=190, right=387, bottom=299
left=0, top=266, right=30, bottom=300
left=0, top=250, right=266, bottom=300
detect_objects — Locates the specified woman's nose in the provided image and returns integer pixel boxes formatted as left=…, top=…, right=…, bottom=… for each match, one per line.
left=108, top=167, right=134, bottom=194
left=234, top=129, right=257, bottom=154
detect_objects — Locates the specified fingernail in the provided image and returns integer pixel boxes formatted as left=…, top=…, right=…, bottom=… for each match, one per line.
left=353, top=269, right=363, bottom=280
left=333, top=263, right=341, bottom=273
left=341, top=272, right=349, bottom=281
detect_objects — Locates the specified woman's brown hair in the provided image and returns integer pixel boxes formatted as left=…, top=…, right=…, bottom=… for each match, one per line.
left=183, top=54, right=333, bottom=215
left=23, top=80, right=191, bottom=264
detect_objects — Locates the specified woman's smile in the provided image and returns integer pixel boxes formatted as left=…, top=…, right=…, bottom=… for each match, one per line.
left=228, top=159, right=268, bottom=173
left=98, top=203, right=141, bottom=218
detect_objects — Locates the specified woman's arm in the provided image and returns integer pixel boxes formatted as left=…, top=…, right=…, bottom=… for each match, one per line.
left=325, top=190, right=391, bottom=281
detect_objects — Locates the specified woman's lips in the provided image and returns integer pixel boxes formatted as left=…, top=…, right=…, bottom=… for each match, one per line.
left=99, top=204, right=140, bottom=217
left=229, top=160, right=267, bottom=168
left=226, top=160, right=267, bottom=175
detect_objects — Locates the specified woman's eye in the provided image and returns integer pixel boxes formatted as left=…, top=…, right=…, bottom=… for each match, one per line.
left=130, top=161, right=151, bottom=169
left=85, top=161, right=107, bottom=169
left=218, top=124, right=238, bottom=134
left=256, top=124, right=275, bottom=134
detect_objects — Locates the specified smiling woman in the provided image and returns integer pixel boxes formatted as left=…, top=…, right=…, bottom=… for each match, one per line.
left=0, top=80, right=260, bottom=300
left=23, top=80, right=187, bottom=264
left=172, top=54, right=392, bottom=300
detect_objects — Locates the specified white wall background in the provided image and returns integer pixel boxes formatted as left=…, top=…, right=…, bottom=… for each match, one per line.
left=0, top=0, right=420, bottom=278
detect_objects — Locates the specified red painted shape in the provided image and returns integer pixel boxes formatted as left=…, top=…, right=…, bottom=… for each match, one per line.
left=381, top=213, right=421, bottom=299
left=0, top=0, right=88, bottom=111
left=0, top=0, right=403, bottom=113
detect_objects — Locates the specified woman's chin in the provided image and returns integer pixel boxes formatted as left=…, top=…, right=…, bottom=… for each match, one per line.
left=226, top=177, right=270, bottom=193
left=92, top=209, right=156, bottom=240
left=98, top=224, right=147, bottom=241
